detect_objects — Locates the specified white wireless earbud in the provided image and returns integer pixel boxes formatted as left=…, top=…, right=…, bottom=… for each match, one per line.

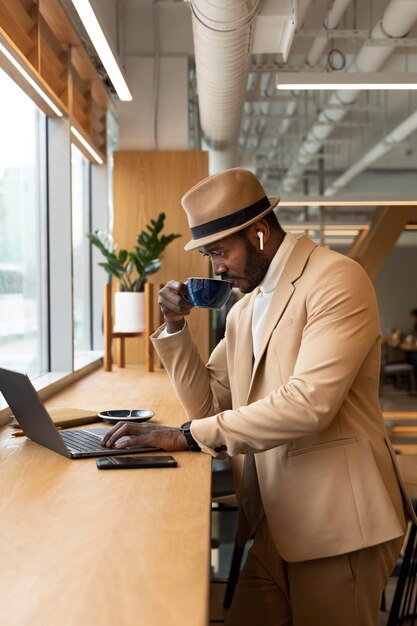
left=257, top=231, right=264, bottom=251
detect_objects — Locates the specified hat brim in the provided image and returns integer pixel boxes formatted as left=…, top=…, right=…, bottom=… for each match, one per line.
left=184, top=196, right=280, bottom=251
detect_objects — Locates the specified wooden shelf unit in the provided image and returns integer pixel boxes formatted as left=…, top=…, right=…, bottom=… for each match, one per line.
left=71, top=44, right=109, bottom=156
left=38, top=14, right=69, bottom=107
left=70, top=62, right=92, bottom=133
left=0, top=0, right=38, bottom=66
left=0, top=0, right=111, bottom=162
left=91, top=98, right=107, bottom=154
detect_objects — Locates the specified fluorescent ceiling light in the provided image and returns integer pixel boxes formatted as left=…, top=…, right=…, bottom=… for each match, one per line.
left=285, top=224, right=416, bottom=232
left=324, top=238, right=355, bottom=245
left=323, top=229, right=360, bottom=237
left=71, top=126, right=104, bottom=164
left=71, top=0, right=132, bottom=101
left=279, top=199, right=417, bottom=206
left=276, top=72, right=417, bottom=90
left=287, top=228, right=360, bottom=236
left=0, top=42, right=63, bottom=117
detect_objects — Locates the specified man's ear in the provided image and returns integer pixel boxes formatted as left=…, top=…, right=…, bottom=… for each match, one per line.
left=250, top=220, right=269, bottom=246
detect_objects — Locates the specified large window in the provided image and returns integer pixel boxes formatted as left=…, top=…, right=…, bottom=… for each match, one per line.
left=0, top=68, right=47, bottom=376
left=71, top=143, right=92, bottom=362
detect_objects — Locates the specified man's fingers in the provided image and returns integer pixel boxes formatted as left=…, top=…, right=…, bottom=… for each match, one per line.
left=101, top=423, right=187, bottom=453
left=159, top=282, right=191, bottom=309
left=102, top=422, right=137, bottom=447
left=159, top=288, right=189, bottom=310
left=101, top=421, right=126, bottom=445
left=114, top=439, right=134, bottom=449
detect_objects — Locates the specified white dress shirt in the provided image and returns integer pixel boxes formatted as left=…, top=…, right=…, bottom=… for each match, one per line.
left=251, top=232, right=296, bottom=357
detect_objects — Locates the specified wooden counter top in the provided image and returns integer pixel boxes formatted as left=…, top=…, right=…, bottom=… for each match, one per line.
left=0, top=366, right=212, bottom=626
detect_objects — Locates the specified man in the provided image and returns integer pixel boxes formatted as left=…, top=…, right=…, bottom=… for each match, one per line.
left=102, top=167, right=413, bottom=626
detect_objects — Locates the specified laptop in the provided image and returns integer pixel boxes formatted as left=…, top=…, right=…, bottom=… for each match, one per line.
left=0, top=367, right=157, bottom=459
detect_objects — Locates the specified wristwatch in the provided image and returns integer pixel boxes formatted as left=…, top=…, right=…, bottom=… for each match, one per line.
left=180, top=421, right=201, bottom=452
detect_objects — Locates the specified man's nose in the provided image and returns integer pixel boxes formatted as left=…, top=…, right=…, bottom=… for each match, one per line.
left=212, top=258, right=227, bottom=276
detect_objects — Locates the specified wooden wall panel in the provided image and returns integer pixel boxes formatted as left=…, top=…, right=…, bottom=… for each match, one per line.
left=113, top=150, right=210, bottom=365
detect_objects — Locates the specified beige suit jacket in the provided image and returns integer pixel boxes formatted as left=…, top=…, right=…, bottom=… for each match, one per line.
left=152, top=236, right=412, bottom=562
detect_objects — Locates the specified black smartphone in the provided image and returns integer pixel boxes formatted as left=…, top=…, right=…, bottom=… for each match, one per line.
left=96, top=455, right=177, bottom=470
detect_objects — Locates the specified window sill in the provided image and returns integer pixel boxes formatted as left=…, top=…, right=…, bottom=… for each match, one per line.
left=0, top=352, right=103, bottom=426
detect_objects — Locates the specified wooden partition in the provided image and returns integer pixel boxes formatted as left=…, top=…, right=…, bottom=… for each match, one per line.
left=348, top=204, right=417, bottom=281
left=113, top=150, right=210, bottom=365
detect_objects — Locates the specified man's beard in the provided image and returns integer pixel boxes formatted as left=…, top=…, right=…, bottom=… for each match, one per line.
left=240, top=237, right=270, bottom=293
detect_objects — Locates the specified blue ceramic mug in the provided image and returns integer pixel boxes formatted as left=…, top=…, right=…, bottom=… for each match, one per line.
left=183, top=277, right=232, bottom=309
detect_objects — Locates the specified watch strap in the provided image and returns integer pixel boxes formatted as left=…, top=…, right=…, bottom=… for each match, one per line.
left=180, top=421, right=201, bottom=452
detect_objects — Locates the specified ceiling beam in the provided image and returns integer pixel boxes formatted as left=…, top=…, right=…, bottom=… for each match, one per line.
left=348, top=206, right=417, bottom=281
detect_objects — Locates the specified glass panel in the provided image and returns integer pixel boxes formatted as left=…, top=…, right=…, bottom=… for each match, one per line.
left=71, top=144, right=92, bottom=358
left=0, top=68, right=47, bottom=375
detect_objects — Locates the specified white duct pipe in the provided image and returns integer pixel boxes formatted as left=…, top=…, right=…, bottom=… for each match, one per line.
left=240, top=55, right=267, bottom=152
left=282, top=0, right=417, bottom=193
left=325, top=110, right=417, bottom=195
left=296, top=0, right=313, bottom=30
left=190, top=0, right=261, bottom=173
left=256, top=0, right=314, bottom=141
left=278, top=96, right=300, bottom=135
left=307, top=0, right=352, bottom=66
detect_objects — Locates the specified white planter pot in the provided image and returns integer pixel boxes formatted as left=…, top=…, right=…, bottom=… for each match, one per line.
left=114, top=291, right=146, bottom=333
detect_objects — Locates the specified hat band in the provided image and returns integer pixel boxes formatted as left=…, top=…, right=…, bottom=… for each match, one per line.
left=190, top=196, right=270, bottom=240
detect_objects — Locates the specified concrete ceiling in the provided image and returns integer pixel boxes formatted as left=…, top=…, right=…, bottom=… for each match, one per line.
left=87, top=0, right=417, bottom=234
left=112, top=1, right=417, bottom=197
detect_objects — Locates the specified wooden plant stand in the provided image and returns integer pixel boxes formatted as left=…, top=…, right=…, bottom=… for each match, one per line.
left=103, top=282, right=154, bottom=372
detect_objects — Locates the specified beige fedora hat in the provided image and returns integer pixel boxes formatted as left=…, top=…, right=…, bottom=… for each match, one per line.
left=181, top=167, right=280, bottom=251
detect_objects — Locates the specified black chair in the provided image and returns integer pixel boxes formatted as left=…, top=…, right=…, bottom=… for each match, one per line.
left=380, top=343, right=417, bottom=393
left=381, top=362, right=417, bottom=393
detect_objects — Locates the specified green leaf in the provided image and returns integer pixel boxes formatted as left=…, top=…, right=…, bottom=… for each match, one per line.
left=89, top=214, right=181, bottom=291
left=118, top=249, right=128, bottom=264
left=99, top=263, right=122, bottom=280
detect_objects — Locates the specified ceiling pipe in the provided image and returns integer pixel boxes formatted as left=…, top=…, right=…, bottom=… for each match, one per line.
left=255, top=0, right=314, bottom=164
left=307, top=0, right=353, bottom=67
left=325, top=110, right=417, bottom=196
left=296, top=0, right=313, bottom=30
left=281, top=0, right=417, bottom=193
left=240, top=54, right=267, bottom=152
left=265, top=0, right=351, bottom=184
left=190, top=0, right=261, bottom=173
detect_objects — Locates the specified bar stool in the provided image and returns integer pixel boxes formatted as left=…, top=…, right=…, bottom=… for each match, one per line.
left=211, top=463, right=245, bottom=609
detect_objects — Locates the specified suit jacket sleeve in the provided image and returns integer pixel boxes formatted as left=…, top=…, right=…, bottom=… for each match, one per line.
left=191, top=258, right=381, bottom=457
left=151, top=323, right=232, bottom=420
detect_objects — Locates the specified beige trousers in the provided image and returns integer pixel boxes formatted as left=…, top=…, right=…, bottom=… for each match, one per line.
left=225, top=517, right=404, bottom=626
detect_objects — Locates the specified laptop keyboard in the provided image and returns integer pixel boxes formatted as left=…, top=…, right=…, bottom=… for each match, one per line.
left=60, top=429, right=106, bottom=453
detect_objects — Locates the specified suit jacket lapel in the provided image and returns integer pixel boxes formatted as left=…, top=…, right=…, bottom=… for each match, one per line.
left=250, top=236, right=317, bottom=388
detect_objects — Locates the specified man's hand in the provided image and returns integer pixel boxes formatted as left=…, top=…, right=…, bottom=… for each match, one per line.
left=158, top=280, right=193, bottom=333
left=100, top=421, right=189, bottom=451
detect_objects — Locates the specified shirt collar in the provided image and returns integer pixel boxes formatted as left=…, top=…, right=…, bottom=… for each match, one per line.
left=258, top=232, right=297, bottom=294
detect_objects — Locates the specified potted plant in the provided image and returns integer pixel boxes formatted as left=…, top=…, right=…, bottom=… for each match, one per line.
left=88, top=212, right=181, bottom=333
